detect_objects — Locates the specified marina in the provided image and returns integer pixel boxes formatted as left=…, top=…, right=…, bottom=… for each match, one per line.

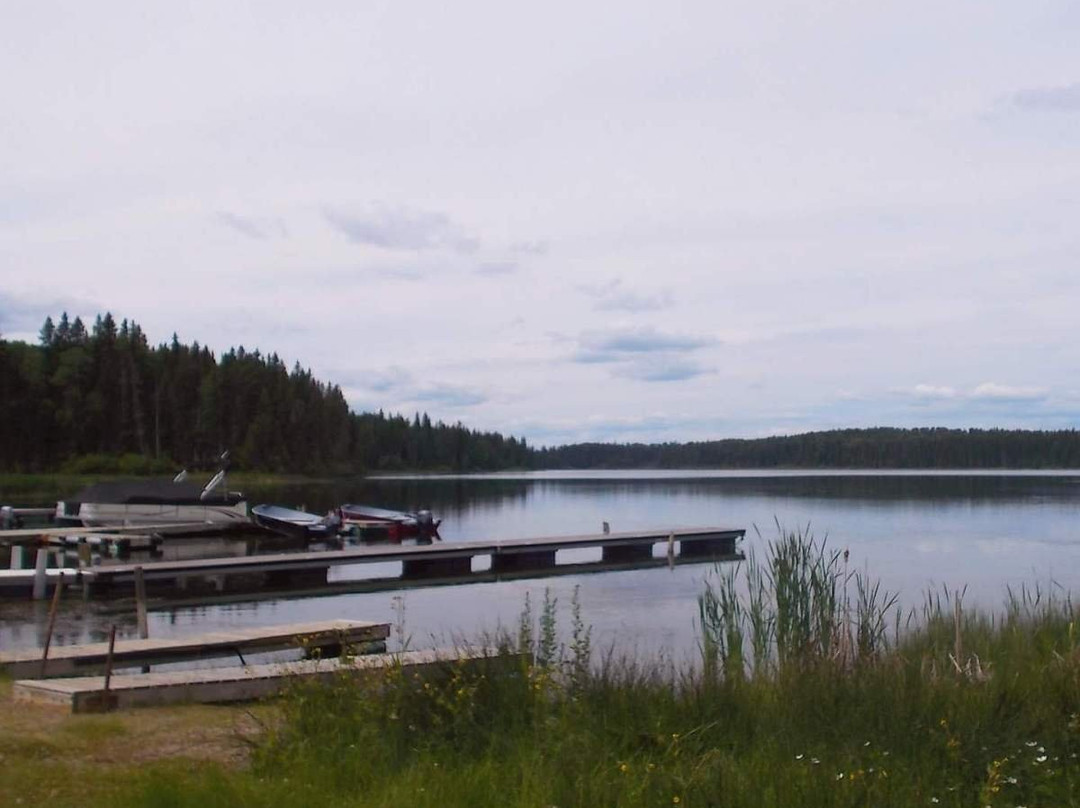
left=3, top=471, right=1080, bottom=668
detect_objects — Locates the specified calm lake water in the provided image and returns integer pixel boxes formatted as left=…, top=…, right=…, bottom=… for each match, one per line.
left=4, top=470, right=1080, bottom=663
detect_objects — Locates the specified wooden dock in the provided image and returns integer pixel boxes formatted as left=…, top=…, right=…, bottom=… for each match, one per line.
left=13, top=647, right=513, bottom=713
left=0, top=526, right=743, bottom=598
left=86, top=527, right=743, bottom=593
left=0, top=619, right=390, bottom=678
left=0, top=522, right=214, bottom=545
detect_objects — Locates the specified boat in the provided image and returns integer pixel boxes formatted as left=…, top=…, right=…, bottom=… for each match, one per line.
left=251, top=504, right=342, bottom=541
left=339, top=504, right=440, bottom=540
left=55, top=466, right=249, bottom=534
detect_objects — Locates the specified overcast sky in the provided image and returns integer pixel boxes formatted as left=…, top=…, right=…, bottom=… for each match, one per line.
left=3, top=1, right=1079, bottom=445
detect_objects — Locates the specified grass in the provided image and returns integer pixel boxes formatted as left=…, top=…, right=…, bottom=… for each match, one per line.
left=0, top=679, right=268, bottom=808
left=4, top=527, right=1080, bottom=806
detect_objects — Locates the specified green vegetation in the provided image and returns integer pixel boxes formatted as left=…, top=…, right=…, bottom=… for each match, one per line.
left=2, top=308, right=1080, bottom=477
left=0, top=312, right=531, bottom=473
left=537, top=427, right=1080, bottom=468
left=4, top=312, right=1080, bottom=477
left=91, top=530, right=1079, bottom=807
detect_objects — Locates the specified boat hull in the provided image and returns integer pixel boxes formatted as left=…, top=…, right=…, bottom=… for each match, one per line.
left=251, top=505, right=340, bottom=541
left=339, top=504, right=440, bottom=540
left=73, top=502, right=251, bottom=534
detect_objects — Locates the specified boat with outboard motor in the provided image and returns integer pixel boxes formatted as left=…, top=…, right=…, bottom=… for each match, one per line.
left=55, top=455, right=249, bottom=534
left=339, top=503, right=441, bottom=540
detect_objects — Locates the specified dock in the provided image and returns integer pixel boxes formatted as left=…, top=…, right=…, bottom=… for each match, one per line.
left=13, top=647, right=513, bottom=713
left=85, top=526, right=744, bottom=594
left=111, top=550, right=746, bottom=612
left=0, top=522, right=216, bottom=545
left=0, top=619, right=390, bottom=678
left=0, top=526, right=744, bottom=599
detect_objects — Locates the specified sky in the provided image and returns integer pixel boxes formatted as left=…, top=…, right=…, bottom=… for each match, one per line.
left=2, top=1, right=1080, bottom=446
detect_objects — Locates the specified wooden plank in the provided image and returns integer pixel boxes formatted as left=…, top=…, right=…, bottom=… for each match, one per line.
left=13, top=647, right=514, bottom=712
left=0, top=619, right=390, bottom=678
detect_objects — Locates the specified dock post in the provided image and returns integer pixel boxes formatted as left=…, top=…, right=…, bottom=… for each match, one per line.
left=134, top=566, right=149, bottom=640
left=10, top=544, right=25, bottom=570
left=100, top=625, right=118, bottom=712
left=32, top=546, right=48, bottom=600
left=134, top=566, right=150, bottom=672
left=39, top=572, right=65, bottom=677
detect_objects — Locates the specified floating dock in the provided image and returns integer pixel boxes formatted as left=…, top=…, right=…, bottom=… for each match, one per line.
left=13, top=646, right=513, bottom=713
left=0, top=526, right=743, bottom=599
left=85, top=526, right=744, bottom=593
left=0, top=619, right=390, bottom=678
left=120, top=550, right=746, bottom=612
left=0, top=522, right=215, bottom=545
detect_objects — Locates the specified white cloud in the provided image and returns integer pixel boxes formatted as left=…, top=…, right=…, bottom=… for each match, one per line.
left=970, top=383, right=1048, bottom=402
left=3, top=2, right=1080, bottom=441
left=910, top=385, right=958, bottom=400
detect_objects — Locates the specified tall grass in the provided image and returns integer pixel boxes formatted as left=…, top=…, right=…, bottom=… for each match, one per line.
left=116, top=528, right=1080, bottom=808
left=698, top=522, right=901, bottom=676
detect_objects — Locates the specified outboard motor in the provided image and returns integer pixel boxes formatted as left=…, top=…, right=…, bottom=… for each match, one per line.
left=416, top=510, right=434, bottom=529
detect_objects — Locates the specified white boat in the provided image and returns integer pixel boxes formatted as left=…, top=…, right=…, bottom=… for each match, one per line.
left=56, top=468, right=249, bottom=534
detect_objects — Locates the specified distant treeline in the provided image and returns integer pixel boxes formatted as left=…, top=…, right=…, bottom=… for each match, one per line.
left=3, top=313, right=1078, bottom=475
left=0, top=313, right=532, bottom=473
left=534, top=428, right=1080, bottom=469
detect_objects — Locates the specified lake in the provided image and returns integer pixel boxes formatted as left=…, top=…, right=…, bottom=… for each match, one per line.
left=3, top=470, right=1080, bottom=663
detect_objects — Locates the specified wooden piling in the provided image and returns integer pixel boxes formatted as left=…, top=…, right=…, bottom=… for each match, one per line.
left=101, top=625, right=117, bottom=712
left=39, top=571, right=65, bottom=677
left=134, top=567, right=149, bottom=640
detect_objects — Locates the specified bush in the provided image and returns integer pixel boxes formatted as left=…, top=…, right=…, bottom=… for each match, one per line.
left=59, top=453, right=178, bottom=476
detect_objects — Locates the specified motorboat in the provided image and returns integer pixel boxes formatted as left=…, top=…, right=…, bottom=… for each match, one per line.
left=55, top=467, right=249, bottom=534
left=339, top=503, right=440, bottom=540
left=251, top=504, right=342, bottom=541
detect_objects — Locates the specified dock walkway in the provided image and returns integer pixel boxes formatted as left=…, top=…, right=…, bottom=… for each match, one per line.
left=88, top=526, right=744, bottom=591
left=13, top=647, right=512, bottom=713
left=0, top=619, right=389, bottom=678
left=0, top=522, right=216, bottom=545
